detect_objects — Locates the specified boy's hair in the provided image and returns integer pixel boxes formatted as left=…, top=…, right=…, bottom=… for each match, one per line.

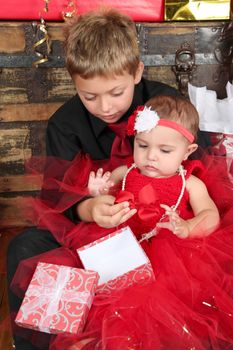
left=64, top=8, right=140, bottom=78
left=146, top=95, right=199, bottom=140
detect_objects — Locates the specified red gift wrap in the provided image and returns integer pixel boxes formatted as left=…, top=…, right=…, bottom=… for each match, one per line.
left=0, top=0, right=164, bottom=22
left=15, top=262, right=99, bottom=334
left=96, top=262, right=155, bottom=294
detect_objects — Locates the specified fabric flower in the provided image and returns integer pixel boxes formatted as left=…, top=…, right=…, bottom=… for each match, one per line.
left=135, top=106, right=159, bottom=134
left=126, top=106, right=144, bottom=136
left=126, top=106, right=160, bottom=136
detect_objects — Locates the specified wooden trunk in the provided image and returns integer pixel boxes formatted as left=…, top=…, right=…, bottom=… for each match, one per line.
left=0, top=20, right=233, bottom=227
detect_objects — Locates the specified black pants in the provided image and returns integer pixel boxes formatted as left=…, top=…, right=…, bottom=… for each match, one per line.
left=7, top=228, right=61, bottom=350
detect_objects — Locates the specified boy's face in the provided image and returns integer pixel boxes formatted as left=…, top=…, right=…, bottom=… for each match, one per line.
left=133, top=126, right=197, bottom=178
left=73, top=64, right=143, bottom=123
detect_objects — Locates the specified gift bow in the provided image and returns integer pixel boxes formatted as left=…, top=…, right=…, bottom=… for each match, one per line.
left=115, top=183, right=161, bottom=221
left=18, top=265, right=93, bottom=333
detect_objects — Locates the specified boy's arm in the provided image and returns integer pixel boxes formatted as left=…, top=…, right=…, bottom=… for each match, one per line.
left=46, top=118, right=81, bottom=160
left=158, top=175, right=220, bottom=238
left=45, top=114, right=83, bottom=222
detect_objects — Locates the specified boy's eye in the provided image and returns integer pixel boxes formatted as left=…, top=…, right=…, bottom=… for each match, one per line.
left=84, top=96, right=96, bottom=101
left=112, top=91, right=123, bottom=97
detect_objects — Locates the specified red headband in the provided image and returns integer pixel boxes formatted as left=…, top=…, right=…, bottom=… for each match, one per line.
left=157, top=119, right=195, bottom=143
left=127, top=106, right=195, bottom=143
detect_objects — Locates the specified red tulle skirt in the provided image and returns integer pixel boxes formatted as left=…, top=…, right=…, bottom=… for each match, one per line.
left=11, top=152, right=233, bottom=350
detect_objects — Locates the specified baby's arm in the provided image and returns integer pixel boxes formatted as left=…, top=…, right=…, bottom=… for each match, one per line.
left=157, top=175, right=220, bottom=238
left=88, top=165, right=127, bottom=196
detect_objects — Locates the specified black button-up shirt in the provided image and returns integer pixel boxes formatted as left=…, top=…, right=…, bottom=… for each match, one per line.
left=46, top=78, right=196, bottom=161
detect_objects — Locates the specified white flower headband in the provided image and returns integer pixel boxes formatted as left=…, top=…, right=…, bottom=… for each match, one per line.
left=127, top=105, right=194, bottom=143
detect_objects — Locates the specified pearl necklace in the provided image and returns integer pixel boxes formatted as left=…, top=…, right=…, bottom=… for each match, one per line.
left=121, top=163, right=186, bottom=242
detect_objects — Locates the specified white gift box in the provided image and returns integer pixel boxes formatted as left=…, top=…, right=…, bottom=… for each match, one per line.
left=77, top=226, right=155, bottom=294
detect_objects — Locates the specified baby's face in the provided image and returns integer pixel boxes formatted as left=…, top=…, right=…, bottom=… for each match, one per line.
left=133, top=125, right=191, bottom=178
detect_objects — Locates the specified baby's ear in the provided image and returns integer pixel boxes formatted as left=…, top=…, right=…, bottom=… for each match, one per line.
left=184, top=143, right=198, bottom=160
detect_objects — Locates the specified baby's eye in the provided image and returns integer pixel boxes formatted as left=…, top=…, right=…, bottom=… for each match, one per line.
left=139, top=144, right=147, bottom=148
left=161, top=149, right=171, bottom=153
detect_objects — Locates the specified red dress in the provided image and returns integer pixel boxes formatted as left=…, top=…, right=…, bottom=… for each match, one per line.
left=115, top=159, right=200, bottom=239
left=12, top=154, right=233, bottom=350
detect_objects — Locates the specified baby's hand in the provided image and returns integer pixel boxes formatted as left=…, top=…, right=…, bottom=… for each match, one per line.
left=156, top=204, right=190, bottom=239
left=91, top=195, right=137, bottom=228
left=88, top=168, right=114, bottom=197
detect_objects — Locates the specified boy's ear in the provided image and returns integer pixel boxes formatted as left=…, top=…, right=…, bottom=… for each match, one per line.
left=184, top=143, right=198, bottom=160
left=134, top=61, right=144, bottom=84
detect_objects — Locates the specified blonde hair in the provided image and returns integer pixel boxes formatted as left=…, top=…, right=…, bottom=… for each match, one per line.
left=64, top=8, right=140, bottom=78
left=146, top=95, right=199, bottom=140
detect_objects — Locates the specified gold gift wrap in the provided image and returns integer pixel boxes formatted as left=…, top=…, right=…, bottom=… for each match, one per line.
left=165, top=0, right=231, bottom=21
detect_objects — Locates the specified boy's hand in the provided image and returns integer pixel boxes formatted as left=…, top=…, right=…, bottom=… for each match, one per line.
left=156, top=204, right=190, bottom=239
left=88, top=168, right=114, bottom=197
left=91, top=195, right=137, bottom=228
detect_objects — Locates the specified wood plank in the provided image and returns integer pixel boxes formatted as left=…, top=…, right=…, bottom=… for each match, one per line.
left=0, top=21, right=65, bottom=42
left=146, top=64, right=231, bottom=99
left=47, top=24, right=66, bottom=41
left=0, top=26, right=25, bottom=53
left=0, top=228, right=22, bottom=350
left=0, top=68, right=28, bottom=104
left=47, top=68, right=76, bottom=99
left=0, top=128, right=31, bottom=163
left=0, top=276, right=14, bottom=350
left=0, top=123, right=47, bottom=176
left=0, top=174, right=42, bottom=193
left=146, top=66, right=177, bottom=88
left=143, top=21, right=227, bottom=28
left=0, top=102, right=63, bottom=122
left=144, top=26, right=195, bottom=55
left=0, top=197, right=32, bottom=227
left=0, top=68, right=74, bottom=105
left=0, top=22, right=66, bottom=68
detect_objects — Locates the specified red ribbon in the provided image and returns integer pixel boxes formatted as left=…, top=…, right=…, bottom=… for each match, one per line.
left=109, top=122, right=132, bottom=168
left=115, top=183, right=161, bottom=221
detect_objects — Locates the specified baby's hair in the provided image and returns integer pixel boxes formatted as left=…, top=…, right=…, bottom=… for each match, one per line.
left=64, top=8, right=140, bottom=78
left=146, top=95, right=199, bottom=140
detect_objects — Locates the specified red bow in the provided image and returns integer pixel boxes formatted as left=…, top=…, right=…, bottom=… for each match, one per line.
left=115, top=183, right=162, bottom=221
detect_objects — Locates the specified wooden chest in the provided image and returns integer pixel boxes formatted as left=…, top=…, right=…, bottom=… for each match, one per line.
left=0, top=20, right=232, bottom=227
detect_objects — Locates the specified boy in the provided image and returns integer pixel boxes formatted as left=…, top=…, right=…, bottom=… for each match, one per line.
left=7, top=8, right=209, bottom=350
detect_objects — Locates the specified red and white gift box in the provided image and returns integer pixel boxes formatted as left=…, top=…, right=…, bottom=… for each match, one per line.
left=15, top=262, right=99, bottom=334
left=77, top=226, right=155, bottom=294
